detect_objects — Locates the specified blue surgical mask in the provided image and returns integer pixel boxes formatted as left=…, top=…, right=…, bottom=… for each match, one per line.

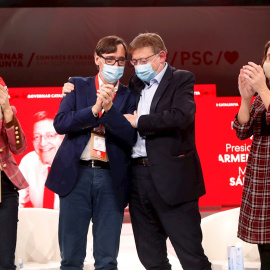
left=135, top=54, right=158, bottom=82
left=101, top=61, right=124, bottom=83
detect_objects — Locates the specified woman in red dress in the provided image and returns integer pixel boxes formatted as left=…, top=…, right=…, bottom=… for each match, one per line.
left=233, top=40, right=270, bottom=270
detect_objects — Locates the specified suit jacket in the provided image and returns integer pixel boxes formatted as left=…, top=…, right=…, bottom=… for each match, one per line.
left=46, top=76, right=137, bottom=209
left=0, top=106, right=28, bottom=190
left=129, top=64, right=206, bottom=205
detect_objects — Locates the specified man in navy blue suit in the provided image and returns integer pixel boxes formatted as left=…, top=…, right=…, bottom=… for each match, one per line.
left=125, top=33, right=211, bottom=270
left=45, top=36, right=136, bottom=270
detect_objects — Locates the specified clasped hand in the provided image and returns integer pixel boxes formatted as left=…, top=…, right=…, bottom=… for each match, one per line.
left=62, top=82, right=115, bottom=114
left=124, top=111, right=138, bottom=128
left=93, top=84, right=115, bottom=114
left=239, top=62, right=268, bottom=98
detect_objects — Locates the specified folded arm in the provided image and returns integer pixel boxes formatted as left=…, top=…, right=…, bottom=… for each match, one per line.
left=138, top=72, right=196, bottom=137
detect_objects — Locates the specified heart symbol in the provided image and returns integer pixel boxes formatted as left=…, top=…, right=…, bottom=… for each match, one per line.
left=224, top=51, right=239, bottom=64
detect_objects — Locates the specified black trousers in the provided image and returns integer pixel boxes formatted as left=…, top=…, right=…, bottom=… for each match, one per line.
left=258, top=244, right=270, bottom=270
left=129, top=164, right=211, bottom=270
left=0, top=171, right=19, bottom=270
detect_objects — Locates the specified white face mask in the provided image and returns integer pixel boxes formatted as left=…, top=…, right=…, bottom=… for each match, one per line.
left=263, top=61, right=270, bottom=79
left=99, top=57, right=124, bottom=83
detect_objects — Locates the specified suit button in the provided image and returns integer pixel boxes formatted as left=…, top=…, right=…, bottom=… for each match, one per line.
left=3, top=164, right=7, bottom=168
left=15, top=126, right=19, bottom=130
left=0, top=149, right=3, bottom=152
left=15, top=131, right=19, bottom=135
left=16, top=136, right=19, bottom=139
left=16, top=140, right=20, bottom=144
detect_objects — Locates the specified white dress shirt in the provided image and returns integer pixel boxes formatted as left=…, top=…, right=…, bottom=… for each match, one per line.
left=80, top=74, right=118, bottom=160
left=132, top=63, right=168, bottom=158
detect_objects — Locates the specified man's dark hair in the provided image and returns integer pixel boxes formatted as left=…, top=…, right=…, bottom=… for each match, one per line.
left=95, top=35, right=127, bottom=58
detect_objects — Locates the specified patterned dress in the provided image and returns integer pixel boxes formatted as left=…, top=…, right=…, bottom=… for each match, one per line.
left=233, top=95, right=270, bottom=244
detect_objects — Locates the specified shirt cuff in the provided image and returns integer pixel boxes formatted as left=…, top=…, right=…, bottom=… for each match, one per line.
left=5, top=114, right=15, bottom=129
left=136, top=117, right=139, bottom=127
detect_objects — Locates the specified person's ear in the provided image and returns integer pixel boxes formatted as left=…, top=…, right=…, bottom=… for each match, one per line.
left=159, top=51, right=167, bottom=63
left=94, top=53, right=100, bottom=67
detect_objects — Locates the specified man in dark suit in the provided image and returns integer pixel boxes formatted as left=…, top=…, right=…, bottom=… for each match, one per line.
left=45, top=36, right=136, bottom=270
left=124, top=33, right=211, bottom=270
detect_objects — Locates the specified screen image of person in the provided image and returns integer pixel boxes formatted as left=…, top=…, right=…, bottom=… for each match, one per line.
left=19, top=111, right=64, bottom=209
left=233, top=40, right=270, bottom=270
left=0, top=79, right=29, bottom=269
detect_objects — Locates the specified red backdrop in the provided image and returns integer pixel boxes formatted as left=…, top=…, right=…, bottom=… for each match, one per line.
left=9, top=85, right=251, bottom=209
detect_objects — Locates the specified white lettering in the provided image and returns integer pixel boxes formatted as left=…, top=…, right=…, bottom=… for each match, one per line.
left=225, top=143, right=251, bottom=153
left=230, top=177, right=236, bottom=186
left=216, top=103, right=239, bottom=107
left=27, top=93, right=62, bottom=99
left=218, top=154, right=224, bottom=163
left=235, top=175, right=244, bottom=186
left=218, top=154, right=249, bottom=163
left=238, top=167, right=246, bottom=175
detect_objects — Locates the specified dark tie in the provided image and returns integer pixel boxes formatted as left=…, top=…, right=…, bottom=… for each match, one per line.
left=43, top=167, right=54, bottom=209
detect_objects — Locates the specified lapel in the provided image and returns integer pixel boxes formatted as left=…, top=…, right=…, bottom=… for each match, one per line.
left=128, top=74, right=145, bottom=107
left=150, top=64, right=173, bottom=113
left=136, top=91, right=141, bottom=107
left=85, top=76, right=97, bottom=107
left=133, top=77, right=145, bottom=107
left=113, top=84, right=125, bottom=110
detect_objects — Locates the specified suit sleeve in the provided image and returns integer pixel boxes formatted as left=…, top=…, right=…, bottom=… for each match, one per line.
left=98, top=92, right=137, bottom=146
left=54, top=78, right=98, bottom=134
left=137, top=71, right=196, bottom=136
left=0, top=106, right=27, bottom=155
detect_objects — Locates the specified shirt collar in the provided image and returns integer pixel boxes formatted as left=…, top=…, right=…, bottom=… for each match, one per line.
left=98, top=73, right=119, bottom=92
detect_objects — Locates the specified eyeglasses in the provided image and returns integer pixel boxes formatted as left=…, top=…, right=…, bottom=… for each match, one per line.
left=130, top=54, right=157, bottom=66
left=33, top=133, right=58, bottom=142
left=99, top=55, right=126, bottom=66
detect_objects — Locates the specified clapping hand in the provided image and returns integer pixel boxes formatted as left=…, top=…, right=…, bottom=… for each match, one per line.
left=0, top=84, right=12, bottom=122
left=242, top=62, right=268, bottom=95
left=238, top=68, right=255, bottom=100
left=97, top=85, right=115, bottom=112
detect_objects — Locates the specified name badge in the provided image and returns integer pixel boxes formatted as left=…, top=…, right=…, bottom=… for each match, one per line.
left=90, top=132, right=108, bottom=162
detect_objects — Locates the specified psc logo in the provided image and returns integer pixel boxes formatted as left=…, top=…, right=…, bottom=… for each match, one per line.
left=168, top=51, right=239, bottom=66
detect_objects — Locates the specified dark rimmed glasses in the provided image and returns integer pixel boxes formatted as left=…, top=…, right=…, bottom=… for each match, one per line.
left=99, top=55, right=126, bottom=66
